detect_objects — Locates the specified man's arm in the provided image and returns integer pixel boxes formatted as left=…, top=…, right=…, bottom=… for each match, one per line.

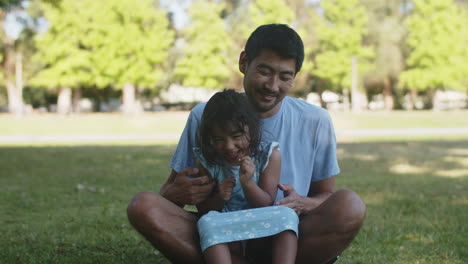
left=160, top=168, right=215, bottom=207
left=276, top=176, right=335, bottom=215
left=195, top=161, right=226, bottom=214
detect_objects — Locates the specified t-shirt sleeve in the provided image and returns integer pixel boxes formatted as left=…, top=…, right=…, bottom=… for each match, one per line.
left=169, top=106, right=203, bottom=172
left=260, top=141, right=280, bottom=172
left=311, top=111, right=340, bottom=181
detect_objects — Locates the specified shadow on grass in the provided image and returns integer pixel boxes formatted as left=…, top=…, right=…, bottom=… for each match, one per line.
left=0, top=141, right=466, bottom=263
left=336, top=140, right=467, bottom=264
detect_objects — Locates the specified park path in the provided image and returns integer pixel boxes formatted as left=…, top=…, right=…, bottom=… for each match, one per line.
left=1, top=127, right=468, bottom=143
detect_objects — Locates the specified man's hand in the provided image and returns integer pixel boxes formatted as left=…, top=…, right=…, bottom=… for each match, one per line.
left=239, top=156, right=255, bottom=185
left=161, top=168, right=215, bottom=206
left=219, top=177, right=236, bottom=201
left=275, top=184, right=307, bottom=215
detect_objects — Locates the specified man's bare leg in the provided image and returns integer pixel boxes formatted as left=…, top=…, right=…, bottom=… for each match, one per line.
left=296, top=189, right=366, bottom=264
left=246, top=189, right=365, bottom=264
left=127, top=192, right=204, bottom=264
left=272, top=231, right=297, bottom=264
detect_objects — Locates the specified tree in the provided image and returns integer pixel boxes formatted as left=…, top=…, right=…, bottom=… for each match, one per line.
left=0, top=0, right=61, bottom=115
left=248, top=0, right=295, bottom=28
left=285, top=0, right=320, bottom=98
left=32, top=0, right=174, bottom=114
left=400, top=0, right=468, bottom=107
left=174, top=0, right=231, bottom=89
left=31, top=0, right=94, bottom=114
left=1, top=0, right=24, bottom=115
left=362, top=0, right=407, bottom=110
left=312, top=0, right=374, bottom=111
left=90, top=0, right=174, bottom=114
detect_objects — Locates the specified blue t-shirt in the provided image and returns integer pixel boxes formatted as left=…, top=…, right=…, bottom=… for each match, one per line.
left=170, top=96, right=340, bottom=201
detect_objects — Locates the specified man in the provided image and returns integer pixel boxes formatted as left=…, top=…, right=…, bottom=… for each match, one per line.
left=127, top=24, right=366, bottom=264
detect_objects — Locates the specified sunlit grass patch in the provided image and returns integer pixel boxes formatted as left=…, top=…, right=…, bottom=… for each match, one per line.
left=336, top=140, right=467, bottom=263
left=434, top=169, right=468, bottom=178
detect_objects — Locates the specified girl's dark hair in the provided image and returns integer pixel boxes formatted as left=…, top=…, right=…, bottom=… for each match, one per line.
left=198, top=89, right=261, bottom=165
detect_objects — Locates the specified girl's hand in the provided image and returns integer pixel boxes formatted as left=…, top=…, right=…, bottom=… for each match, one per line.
left=219, top=177, right=236, bottom=201
left=239, top=156, right=255, bottom=185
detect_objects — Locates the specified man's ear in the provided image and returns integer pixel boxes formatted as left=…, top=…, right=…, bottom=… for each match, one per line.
left=239, top=51, right=247, bottom=74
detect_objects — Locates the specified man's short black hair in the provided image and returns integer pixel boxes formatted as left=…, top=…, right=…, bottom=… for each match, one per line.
left=244, top=24, right=305, bottom=73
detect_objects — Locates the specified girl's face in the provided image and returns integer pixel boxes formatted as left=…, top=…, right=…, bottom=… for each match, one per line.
left=211, top=123, right=250, bottom=166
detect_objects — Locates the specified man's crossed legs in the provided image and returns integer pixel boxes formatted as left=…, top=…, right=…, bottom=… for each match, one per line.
left=127, top=189, right=366, bottom=264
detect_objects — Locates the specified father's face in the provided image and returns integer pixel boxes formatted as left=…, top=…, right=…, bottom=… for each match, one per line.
left=239, top=49, right=296, bottom=118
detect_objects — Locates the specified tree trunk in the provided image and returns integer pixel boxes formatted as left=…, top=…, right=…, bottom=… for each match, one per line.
left=466, top=87, right=468, bottom=109
left=405, top=89, right=417, bottom=110
left=351, top=56, right=360, bottom=112
left=14, top=51, right=23, bottom=117
left=350, top=56, right=367, bottom=112
left=6, top=81, right=22, bottom=116
left=343, top=88, right=351, bottom=111
left=57, top=87, right=72, bottom=115
left=2, top=38, right=23, bottom=116
left=317, top=88, right=326, bottom=109
left=382, top=77, right=394, bottom=110
left=430, top=89, right=438, bottom=110
left=72, top=87, right=82, bottom=113
left=122, top=83, right=141, bottom=115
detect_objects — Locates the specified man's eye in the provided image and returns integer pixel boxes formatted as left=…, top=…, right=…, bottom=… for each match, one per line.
left=233, top=134, right=242, bottom=139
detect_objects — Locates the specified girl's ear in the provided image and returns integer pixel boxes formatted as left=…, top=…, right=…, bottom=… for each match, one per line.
left=239, top=51, right=247, bottom=74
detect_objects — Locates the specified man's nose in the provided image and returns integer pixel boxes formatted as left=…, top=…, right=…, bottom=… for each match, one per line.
left=265, top=75, right=280, bottom=92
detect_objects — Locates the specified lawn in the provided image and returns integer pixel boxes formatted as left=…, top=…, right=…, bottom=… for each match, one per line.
left=1, top=111, right=467, bottom=263
left=0, top=112, right=189, bottom=135
left=1, top=110, right=468, bottom=135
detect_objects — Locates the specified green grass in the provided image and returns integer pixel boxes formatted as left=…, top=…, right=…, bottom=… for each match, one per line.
left=1, top=111, right=467, bottom=263
left=1, top=110, right=467, bottom=135
left=336, top=140, right=467, bottom=263
left=330, top=110, right=468, bottom=130
left=1, top=140, right=467, bottom=263
left=0, top=112, right=188, bottom=135
left=0, top=144, right=174, bottom=264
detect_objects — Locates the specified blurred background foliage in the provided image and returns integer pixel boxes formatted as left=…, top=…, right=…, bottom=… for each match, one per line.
left=1, top=0, right=467, bottom=114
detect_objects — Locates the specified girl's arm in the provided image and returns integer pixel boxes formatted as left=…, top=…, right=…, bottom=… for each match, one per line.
left=241, top=147, right=281, bottom=208
left=195, top=160, right=226, bottom=214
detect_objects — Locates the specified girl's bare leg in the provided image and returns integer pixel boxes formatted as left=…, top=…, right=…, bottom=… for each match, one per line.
left=204, top=243, right=232, bottom=264
left=272, top=231, right=297, bottom=264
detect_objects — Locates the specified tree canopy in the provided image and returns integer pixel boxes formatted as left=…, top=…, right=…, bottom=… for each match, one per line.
left=1, top=0, right=468, bottom=112
left=32, top=0, right=174, bottom=91
left=313, top=0, right=374, bottom=92
left=174, top=0, right=230, bottom=89
left=400, top=0, right=468, bottom=92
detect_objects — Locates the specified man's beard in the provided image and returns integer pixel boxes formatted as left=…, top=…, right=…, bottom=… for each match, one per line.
left=249, top=96, right=281, bottom=113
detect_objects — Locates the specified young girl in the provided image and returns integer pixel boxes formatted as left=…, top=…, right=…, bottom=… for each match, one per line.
left=194, top=89, right=298, bottom=264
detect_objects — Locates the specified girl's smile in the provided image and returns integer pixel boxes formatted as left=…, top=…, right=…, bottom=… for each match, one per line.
left=211, top=124, right=251, bottom=166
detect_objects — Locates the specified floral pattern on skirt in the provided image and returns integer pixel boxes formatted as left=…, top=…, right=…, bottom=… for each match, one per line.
left=197, top=206, right=299, bottom=252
